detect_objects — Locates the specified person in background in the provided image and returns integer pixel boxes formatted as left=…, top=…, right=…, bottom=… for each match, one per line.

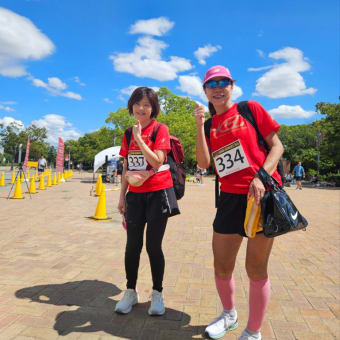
left=37, top=154, right=47, bottom=174
left=293, top=161, right=305, bottom=190
left=194, top=65, right=284, bottom=340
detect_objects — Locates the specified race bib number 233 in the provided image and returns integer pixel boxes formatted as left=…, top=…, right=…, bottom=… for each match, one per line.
left=212, top=140, right=249, bottom=178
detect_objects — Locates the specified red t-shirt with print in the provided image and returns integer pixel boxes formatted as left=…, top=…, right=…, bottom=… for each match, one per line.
left=206, top=101, right=281, bottom=194
left=120, top=120, right=173, bottom=193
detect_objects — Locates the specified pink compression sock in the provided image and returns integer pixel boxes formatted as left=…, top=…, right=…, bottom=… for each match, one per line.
left=247, top=277, right=271, bottom=332
left=215, top=276, right=235, bottom=310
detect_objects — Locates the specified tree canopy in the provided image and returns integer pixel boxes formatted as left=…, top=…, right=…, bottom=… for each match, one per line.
left=1, top=89, right=339, bottom=183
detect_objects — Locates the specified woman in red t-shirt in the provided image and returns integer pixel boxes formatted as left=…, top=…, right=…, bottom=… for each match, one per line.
left=194, top=66, right=284, bottom=340
left=115, top=87, right=179, bottom=316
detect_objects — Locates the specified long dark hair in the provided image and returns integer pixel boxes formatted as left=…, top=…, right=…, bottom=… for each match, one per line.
left=208, top=102, right=216, bottom=116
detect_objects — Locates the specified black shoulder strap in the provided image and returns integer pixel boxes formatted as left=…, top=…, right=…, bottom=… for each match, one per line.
left=124, top=127, right=133, bottom=147
left=237, top=101, right=269, bottom=153
left=151, top=122, right=162, bottom=142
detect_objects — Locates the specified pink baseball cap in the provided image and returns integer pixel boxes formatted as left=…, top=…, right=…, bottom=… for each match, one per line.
left=203, top=65, right=235, bottom=85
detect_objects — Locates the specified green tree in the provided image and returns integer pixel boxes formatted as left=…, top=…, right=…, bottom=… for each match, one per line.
left=316, top=102, right=340, bottom=170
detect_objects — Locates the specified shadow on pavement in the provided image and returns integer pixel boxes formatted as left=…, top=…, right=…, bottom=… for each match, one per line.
left=15, top=280, right=206, bottom=339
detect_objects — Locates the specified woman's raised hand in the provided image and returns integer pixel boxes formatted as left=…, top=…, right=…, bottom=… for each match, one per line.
left=132, top=120, right=142, bottom=140
left=193, top=103, right=205, bottom=127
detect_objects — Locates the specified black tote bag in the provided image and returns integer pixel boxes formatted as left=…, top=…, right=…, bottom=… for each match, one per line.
left=259, top=170, right=308, bottom=238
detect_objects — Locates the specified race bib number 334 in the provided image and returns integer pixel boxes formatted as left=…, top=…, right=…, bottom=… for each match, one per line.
left=212, top=140, right=249, bottom=178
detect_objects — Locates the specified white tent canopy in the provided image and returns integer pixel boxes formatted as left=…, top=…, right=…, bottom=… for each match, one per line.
left=93, top=146, right=121, bottom=173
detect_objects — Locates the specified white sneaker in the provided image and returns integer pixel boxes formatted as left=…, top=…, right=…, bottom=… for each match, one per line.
left=114, top=289, right=139, bottom=314
left=238, top=329, right=262, bottom=340
left=205, top=310, right=238, bottom=339
left=148, top=290, right=165, bottom=315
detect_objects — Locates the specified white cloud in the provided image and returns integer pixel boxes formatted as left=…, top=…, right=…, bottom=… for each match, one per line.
left=31, top=114, right=81, bottom=144
left=120, top=85, right=160, bottom=97
left=269, top=105, right=315, bottom=119
left=231, top=85, right=243, bottom=100
left=48, top=77, right=67, bottom=90
left=73, top=76, right=85, bottom=86
left=178, top=75, right=243, bottom=102
left=0, top=101, right=17, bottom=105
left=110, top=36, right=193, bottom=81
left=31, top=76, right=82, bottom=100
left=129, top=17, right=174, bottom=36
left=256, top=49, right=265, bottom=58
left=104, top=98, right=113, bottom=104
left=194, top=44, right=222, bottom=65
left=0, top=7, right=55, bottom=77
left=178, top=75, right=206, bottom=101
left=251, top=47, right=317, bottom=98
left=0, top=104, right=15, bottom=112
left=0, top=116, right=24, bottom=128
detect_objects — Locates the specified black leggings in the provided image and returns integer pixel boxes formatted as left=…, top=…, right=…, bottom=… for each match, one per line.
left=125, top=215, right=168, bottom=292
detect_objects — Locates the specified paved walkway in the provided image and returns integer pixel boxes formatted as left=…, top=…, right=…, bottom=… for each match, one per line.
left=0, top=172, right=339, bottom=339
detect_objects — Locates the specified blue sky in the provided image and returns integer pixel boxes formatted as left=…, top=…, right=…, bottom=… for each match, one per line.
left=0, top=0, right=338, bottom=145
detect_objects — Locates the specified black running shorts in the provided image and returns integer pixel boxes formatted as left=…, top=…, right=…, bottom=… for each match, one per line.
left=213, top=192, right=248, bottom=237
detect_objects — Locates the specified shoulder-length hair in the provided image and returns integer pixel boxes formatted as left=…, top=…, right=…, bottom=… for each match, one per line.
left=127, top=87, right=160, bottom=119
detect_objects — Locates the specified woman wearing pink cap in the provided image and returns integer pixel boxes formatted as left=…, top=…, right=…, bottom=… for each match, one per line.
left=194, top=66, right=284, bottom=340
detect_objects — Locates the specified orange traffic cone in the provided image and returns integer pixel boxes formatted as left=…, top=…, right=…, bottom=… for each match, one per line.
left=10, top=170, right=15, bottom=184
left=0, top=172, right=5, bottom=186
left=95, top=174, right=102, bottom=196
left=11, top=176, right=24, bottom=199
left=28, top=177, right=38, bottom=194
left=38, top=174, right=46, bottom=190
left=88, top=185, right=112, bottom=220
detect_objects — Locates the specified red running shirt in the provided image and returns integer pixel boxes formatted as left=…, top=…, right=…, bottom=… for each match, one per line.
left=206, top=101, right=281, bottom=194
left=120, top=120, right=173, bottom=193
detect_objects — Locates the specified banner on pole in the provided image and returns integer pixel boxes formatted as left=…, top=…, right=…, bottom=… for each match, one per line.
left=23, top=137, right=30, bottom=172
left=56, top=137, right=65, bottom=173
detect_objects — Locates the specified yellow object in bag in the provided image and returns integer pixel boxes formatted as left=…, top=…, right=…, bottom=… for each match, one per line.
left=244, top=196, right=263, bottom=238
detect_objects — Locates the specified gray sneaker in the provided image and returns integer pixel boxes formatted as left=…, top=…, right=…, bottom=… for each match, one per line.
left=205, top=310, right=238, bottom=339
left=238, top=329, right=262, bottom=340
left=114, top=289, right=138, bottom=314
left=148, top=290, right=165, bottom=315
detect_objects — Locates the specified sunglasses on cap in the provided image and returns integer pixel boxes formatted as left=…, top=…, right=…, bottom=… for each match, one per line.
left=205, top=78, right=232, bottom=89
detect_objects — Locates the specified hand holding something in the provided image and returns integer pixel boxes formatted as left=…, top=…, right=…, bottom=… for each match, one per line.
left=132, top=121, right=142, bottom=140
left=247, top=177, right=265, bottom=205
left=193, top=103, right=205, bottom=127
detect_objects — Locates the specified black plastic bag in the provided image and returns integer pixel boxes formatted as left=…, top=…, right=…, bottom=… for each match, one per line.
left=260, top=172, right=308, bottom=238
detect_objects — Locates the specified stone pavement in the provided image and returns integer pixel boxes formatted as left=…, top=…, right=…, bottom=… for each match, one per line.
left=0, top=172, right=339, bottom=340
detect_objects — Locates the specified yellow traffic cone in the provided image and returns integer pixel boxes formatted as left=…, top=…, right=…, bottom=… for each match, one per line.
left=10, top=170, right=15, bottom=184
left=11, top=176, right=24, bottom=199
left=61, top=173, right=65, bottom=183
left=57, top=172, right=61, bottom=183
left=52, top=172, right=57, bottom=185
left=34, top=171, right=38, bottom=181
left=47, top=174, right=52, bottom=187
left=0, top=172, right=5, bottom=186
left=21, top=172, right=25, bottom=183
left=26, top=171, right=30, bottom=180
left=89, top=185, right=112, bottom=220
left=38, top=174, right=46, bottom=190
left=95, top=174, right=102, bottom=196
left=28, top=177, right=38, bottom=194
